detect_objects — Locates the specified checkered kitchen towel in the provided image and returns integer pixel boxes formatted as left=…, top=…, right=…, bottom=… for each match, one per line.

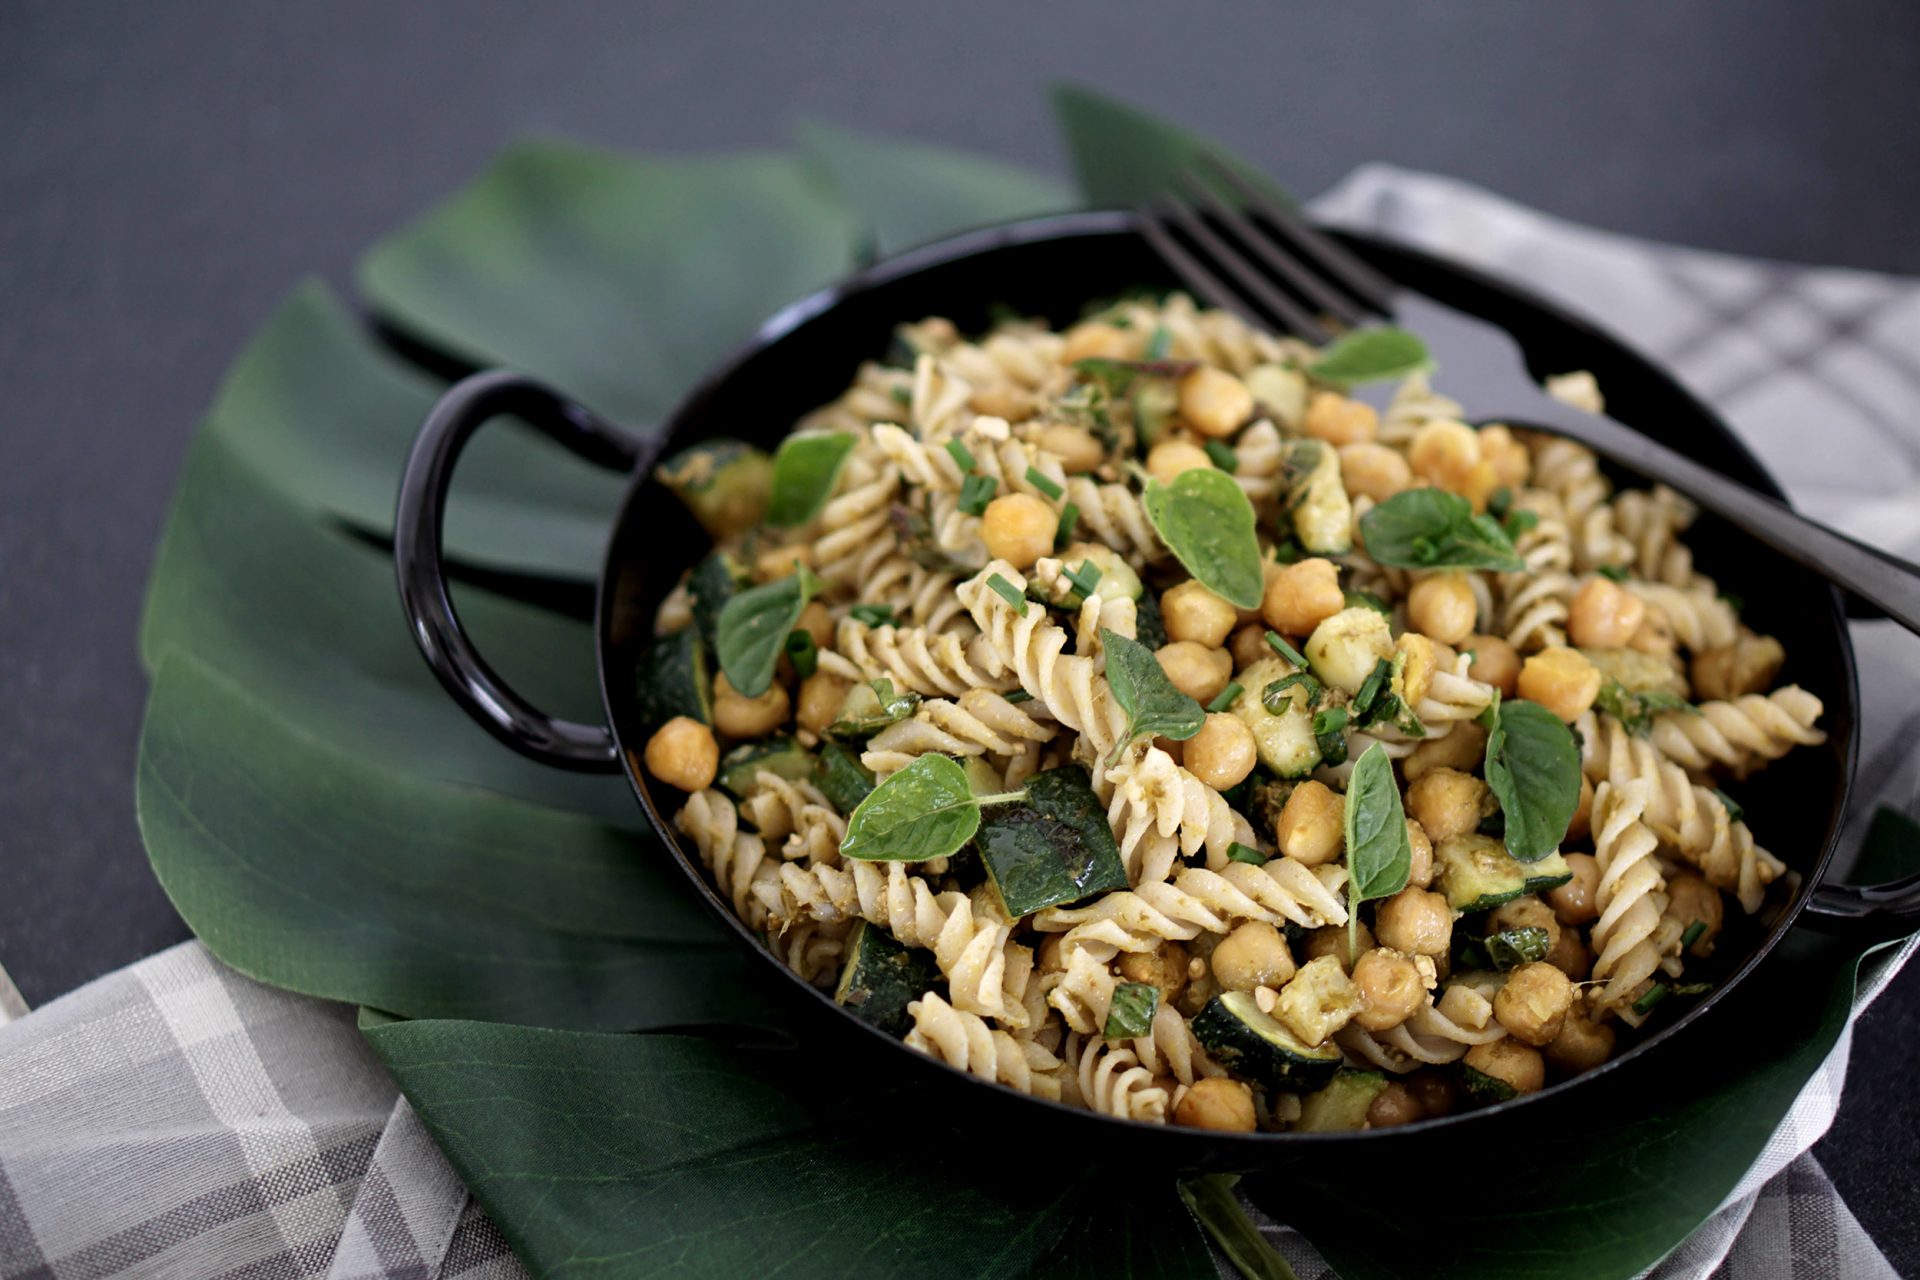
left=3, top=168, right=1917, bottom=1279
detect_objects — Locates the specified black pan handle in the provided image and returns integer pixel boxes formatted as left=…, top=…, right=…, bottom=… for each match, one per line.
left=395, top=370, right=646, bottom=772
left=1800, top=870, right=1920, bottom=942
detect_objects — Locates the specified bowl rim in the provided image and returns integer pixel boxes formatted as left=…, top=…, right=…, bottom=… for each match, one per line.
left=596, top=208, right=1862, bottom=1143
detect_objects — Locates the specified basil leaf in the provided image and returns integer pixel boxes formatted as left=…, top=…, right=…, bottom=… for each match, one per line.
left=1359, top=488, right=1526, bottom=572
left=714, top=565, right=822, bottom=697
left=766, top=431, right=856, bottom=526
left=840, top=755, right=982, bottom=862
left=1594, top=679, right=1699, bottom=737
left=1344, top=742, right=1411, bottom=952
left=1306, top=327, right=1431, bottom=388
left=1104, top=982, right=1159, bottom=1039
left=1099, top=627, right=1206, bottom=765
left=1456, top=926, right=1552, bottom=972
left=1143, top=468, right=1264, bottom=609
left=1484, top=699, right=1583, bottom=861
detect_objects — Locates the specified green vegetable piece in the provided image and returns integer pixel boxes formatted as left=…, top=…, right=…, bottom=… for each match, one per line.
left=1460, top=1064, right=1518, bottom=1104
left=1264, top=630, right=1308, bottom=668
left=716, top=737, right=813, bottom=798
left=1632, top=983, right=1671, bottom=1015
left=766, top=431, right=856, bottom=526
left=1359, top=488, right=1526, bottom=573
left=1130, top=377, right=1180, bottom=448
left=958, top=473, right=997, bottom=516
left=944, top=438, right=976, bottom=473
left=826, top=678, right=920, bottom=742
left=975, top=765, right=1129, bottom=916
left=1063, top=559, right=1103, bottom=603
left=1144, top=323, right=1173, bottom=360
left=1054, top=501, right=1081, bottom=550
left=1142, top=468, right=1264, bottom=609
left=1434, top=833, right=1573, bottom=912
left=1203, top=439, right=1238, bottom=473
left=813, top=740, right=876, bottom=814
left=1234, top=659, right=1322, bottom=778
left=1597, top=564, right=1630, bottom=583
left=1296, top=1070, right=1390, bottom=1132
left=784, top=629, right=818, bottom=679
left=1099, top=627, right=1206, bottom=765
left=1026, top=466, right=1064, bottom=500
left=687, top=551, right=749, bottom=650
left=714, top=565, right=822, bottom=697
left=1305, top=326, right=1431, bottom=388
left=1455, top=925, right=1552, bottom=972
left=1263, top=671, right=1322, bottom=713
left=1484, top=698, right=1583, bottom=861
left=833, top=921, right=938, bottom=1037
left=1711, top=788, right=1745, bottom=824
left=849, top=602, right=896, bottom=627
left=987, top=573, right=1028, bottom=615
left=1344, top=743, right=1412, bottom=954
left=1104, top=982, right=1159, bottom=1039
left=1192, top=991, right=1342, bottom=1093
left=655, top=438, right=773, bottom=540
left=1226, top=841, right=1268, bottom=866
left=1206, top=681, right=1243, bottom=714
left=1344, top=588, right=1391, bottom=617
left=1680, top=919, right=1707, bottom=951
left=1594, top=679, right=1699, bottom=737
left=842, top=755, right=999, bottom=862
left=634, top=627, right=712, bottom=726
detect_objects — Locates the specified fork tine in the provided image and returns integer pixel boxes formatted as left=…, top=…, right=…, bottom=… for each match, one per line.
left=1200, top=153, right=1398, bottom=316
left=1134, top=207, right=1276, bottom=338
left=1178, top=170, right=1369, bottom=327
left=1152, top=197, right=1333, bottom=344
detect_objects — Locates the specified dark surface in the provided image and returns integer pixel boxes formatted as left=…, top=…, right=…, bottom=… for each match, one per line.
left=2, top=0, right=1916, bottom=1269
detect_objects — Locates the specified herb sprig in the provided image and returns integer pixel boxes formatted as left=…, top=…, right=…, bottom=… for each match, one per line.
left=1100, top=627, right=1206, bottom=766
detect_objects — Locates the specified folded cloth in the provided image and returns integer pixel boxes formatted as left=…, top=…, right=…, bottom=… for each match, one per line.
left=3, top=167, right=1916, bottom=1280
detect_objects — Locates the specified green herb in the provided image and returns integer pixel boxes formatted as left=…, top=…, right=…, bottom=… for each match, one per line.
left=1504, top=508, right=1539, bottom=539
left=1351, top=658, right=1391, bottom=720
left=1227, top=841, right=1269, bottom=866
left=1488, top=487, right=1513, bottom=520
left=1206, top=682, right=1244, bottom=714
left=1099, top=627, right=1207, bottom=765
left=714, top=565, right=823, bottom=697
left=765, top=432, right=856, bottom=526
left=1003, top=689, right=1033, bottom=704
left=1263, top=671, right=1322, bottom=713
left=945, top=438, right=976, bottom=473
left=987, top=573, right=1028, bottom=615
left=1681, top=920, right=1706, bottom=950
left=1483, top=697, right=1582, bottom=861
left=958, top=473, right=997, bottom=516
left=1054, top=501, right=1080, bottom=550
left=1711, top=788, right=1745, bottom=824
left=1358, top=488, right=1526, bottom=572
left=1455, top=926, right=1551, bottom=971
left=1270, top=537, right=1304, bottom=564
left=1305, top=326, right=1431, bottom=388
left=1314, top=707, right=1350, bottom=766
left=849, top=603, right=896, bottom=628
left=1064, top=559, right=1103, bottom=604
left=1142, top=468, right=1265, bottom=609
left=1133, top=589, right=1168, bottom=649
left=1104, top=982, right=1159, bottom=1039
left=1597, top=564, right=1630, bottom=583
left=1026, top=467, right=1064, bottom=500
left=1672, top=981, right=1714, bottom=996
left=783, top=629, right=818, bottom=679
left=1203, top=439, right=1239, bottom=473
left=1144, top=323, right=1173, bottom=360
left=1073, top=355, right=1198, bottom=398
left=1344, top=589, right=1392, bottom=617
left=825, top=678, right=921, bottom=741
left=1344, top=742, right=1412, bottom=957
left=1631, top=984, right=1671, bottom=1016
left=839, top=755, right=1024, bottom=862
left=1264, top=630, right=1308, bottom=668
left=1594, top=679, right=1699, bottom=737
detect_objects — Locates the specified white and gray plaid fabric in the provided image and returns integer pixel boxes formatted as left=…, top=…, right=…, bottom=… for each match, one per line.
left=2, top=168, right=1916, bottom=1279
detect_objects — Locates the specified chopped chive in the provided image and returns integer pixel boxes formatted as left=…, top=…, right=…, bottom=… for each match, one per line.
left=1631, top=983, right=1671, bottom=1015
left=1680, top=920, right=1706, bottom=950
left=1227, top=841, right=1268, bottom=866
left=1053, top=501, right=1081, bottom=550
left=1003, top=689, right=1033, bottom=704
left=1063, top=560, right=1103, bottom=604
left=1264, top=671, right=1322, bottom=713
left=1145, top=323, right=1173, bottom=360
left=958, top=473, right=997, bottom=516
left=1312, top=706, right=1349, bottom=737
left=784, top=629, right=818, bottom=679
left=1597, top=564, right=1629, bottom=583
left=1203, top=439, right=1239, bottom=473
left=1026, top=467, right=1065, bottom=500
left=945, top=438, right=976, bottom=472
left=1671, top=981, right=1713, bottom=996
left=1206, top=682, right=1243, bottom=714
left=1351, top=659, right=1390, bottom=718
left=1710, top=788, right=1745, bottom=823
left=849, top=603, right=896, bottom=627
left=987, top=573, right=1028, bottom=615
left=1265, top=630, right=1308, bottom=668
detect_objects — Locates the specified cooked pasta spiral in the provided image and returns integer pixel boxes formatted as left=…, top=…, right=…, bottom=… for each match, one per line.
left=1107, top=292, right=1289, bottom=373
left=1589, top=780, right=1670, bottom=1013
left=1647, top=686, right=1826, bottom=778
left=905, top=992, right=1065, bottom=1101
left=1062, top=1032, right=1170, bottom=1123
left=859, top=688, right=1058, bottom=776
left=813, top=456, right=901, bottom=586
left=1378, top=370, right=1464, bottom=449
left=1496, top=489, right=1575, bottom=651
left=1621, top=581, right=1738, bottom=652
left=1061, top=476, right=1164, bottom=564
left=1231, top=419, right=1287, bottom=504
left=675, top=790, right=781, bottom=929
left=1529, top=437, right=1633, bottom=571
left=739, top=772, right=845, bottom=864
left=1611, top=484, right=1710, bottom=590
left=820, top=616, right=1014, bottom=698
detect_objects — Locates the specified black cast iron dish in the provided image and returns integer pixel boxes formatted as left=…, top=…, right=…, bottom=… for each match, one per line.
left=396, top=211, right=1917, bottom=1161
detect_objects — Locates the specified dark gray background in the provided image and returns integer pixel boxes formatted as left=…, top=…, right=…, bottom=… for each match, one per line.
left=3, top=1, right=1916, bottom=1270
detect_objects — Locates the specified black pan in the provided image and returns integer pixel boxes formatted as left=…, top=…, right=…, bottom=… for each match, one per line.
left=394, top=210, right=1914, bottom=1166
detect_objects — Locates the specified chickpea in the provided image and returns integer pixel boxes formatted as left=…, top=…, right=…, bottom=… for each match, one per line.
left=1118, top=940, right=1190, bottom=1004
left=1463, top=634, right=1520, bottom=698
left=643, top=716, right=719, bottom=791
left=712, top=672, right=791, bottom=739
left=1488, top=896, right=1562, bottom=952
left=1517, top=646, right=1603, bottom=722
left=1478, top=425, right=1531, bottom=489
left=1374, top=886, right=1454, bottom=958
left=1173, top=1077, right=1258, bottom=1132
left=795, top=601, right=835, bottom=651
left=1366, top=1082, right=1424, bottom=1129
left=1061, top=320, right=1139, bottom=363
left=1185, top=714, right=1258, bottom=790
left=1692, top=632, right=1787, bottom=701
left=753, top=542, right=813, bottom=581
left=1407, top=572, right=1478, bottom=646
left=1178, top=366, right=1254, bottom=439
left=1229, top=623, right=1269, bottom=671
left=1162, top=580, right=1239, bottom=648
left=1667, top=873, right=1724, bottom=957
left=1403, top=722, right=1488, bottom=783
left=1352, top=948, right=1427, bottom=1031
left=1211, top=921, right=1297, bottom=992
left=1406, top=768, right=1492, bottom=843
left=1405, top=1071, right=1457, bottom=1117
left=1303, top=390, right=1379, bottom=446
left=1338, top=442, right=1412, bottom=503
left=1545, top=928, right=1590, bottom=981
left=1275, top=779, right=1345, bottom=866
left=1568, top=577, right=1647, bottom=649
left=1544, top=1006, right=1617, bottom=1074
left=970, top=383, right=1036, bottom=422
left=1547, top=853, right=1601, bottom=926
left=1464, top=1037, right=1546, bottom=1096
left=1146, top=438, right=1215, bottom=484
left=795, top=671, right=852, bottom=737
left=1301, top=922, right=1372, bottom=971
left=1037, top=423, right=1106, bottom=474
left=1261, top=557, right=1345, bottom=638
left=1155, top=641, right=1233, bottom=704
left=980, top=492, right=1058, bottom=569
left=1565, top=774, right=1595, bottom=843
left=1493, top=961, right=1574, bottom=1046
left=1409, top=420, right=1485, bottom=498
left=1405, top=820, right=1435, bottom=888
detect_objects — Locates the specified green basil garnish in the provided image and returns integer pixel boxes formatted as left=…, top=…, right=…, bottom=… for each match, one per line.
left=1142, top=468, right=1264, bottom=610
left=1358, top=488, right=1526, bottom=573
left=1099, top=627, right=1206, bottom=766
left=839, top=755, right=1023, bottom=862
left=1594, top=679, right=1698, bottom=737
left=714, top=565, right=822, bottom=697
left=1104, top=982, right=1160, bottom=1039
left=1483, top=695, right=1583, bottom=862
left=1305, top=326, right=1431, bottom=388
left=766, top=432, right=856, bottom=527
left=1344, top=742, right=1412, bottom=957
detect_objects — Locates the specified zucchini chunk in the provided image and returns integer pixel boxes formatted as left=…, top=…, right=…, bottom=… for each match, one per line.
left=1131, top=377, right=1180, bottom=448
left=1459, top=1064, right=1518, bottom=1104
left=688, top=550, right=749, bottom=650
left=1192, top=990, right=1343, bottom=1093
left=833, top=921, right=937, bottom=1037
left=1295, top=1069, right=1390, bottom=1132
left=717, top=737, right=813, bottom=798
left=656, top=438, right=772, bottom=540
left=1434, top=834, right=1573, bottom=913
left=814, top=740, right=876, bottom=814
left=975, top=765, right=1129, bottom=917
left=1230, top=657, right=1321, bottom=778
left=1283, top=440, right=1352, bottom=554
left=635, top=627, right=712, bottom=725
left=1244, top=363, right=1308, bottom=432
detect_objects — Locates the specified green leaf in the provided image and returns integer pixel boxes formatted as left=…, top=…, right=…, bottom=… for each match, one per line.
left=1358, top=487, right=1526, bottom=572
left=1051, top=84, right=1293, bottom=209
left=840, top=755, right=986, bottom=862
left=359, top=142, right=855, bottom=424
left=1305, top=327, right=1432, bottom=388
left=1343, top=743, right=1411, bottom=910
left=1594, top=679, right=1698, bottom=737
left=1178, top=1175, right=1299, bottom=1280
left=1142, top=468, right=1265, bottom=609
left=766, top=431, right=857, bottom=526
left=366, top=1017, right=1219, bottom=1279
left=1484, top=699, right=1584, bottom=862
left=1455, top=926, right=1553, bottom=972
left=715, top=566, right=823, bottom=698
left=795, top=120, right=1072, bottom=257
left=1100, top=628, right=1207, bottom=765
